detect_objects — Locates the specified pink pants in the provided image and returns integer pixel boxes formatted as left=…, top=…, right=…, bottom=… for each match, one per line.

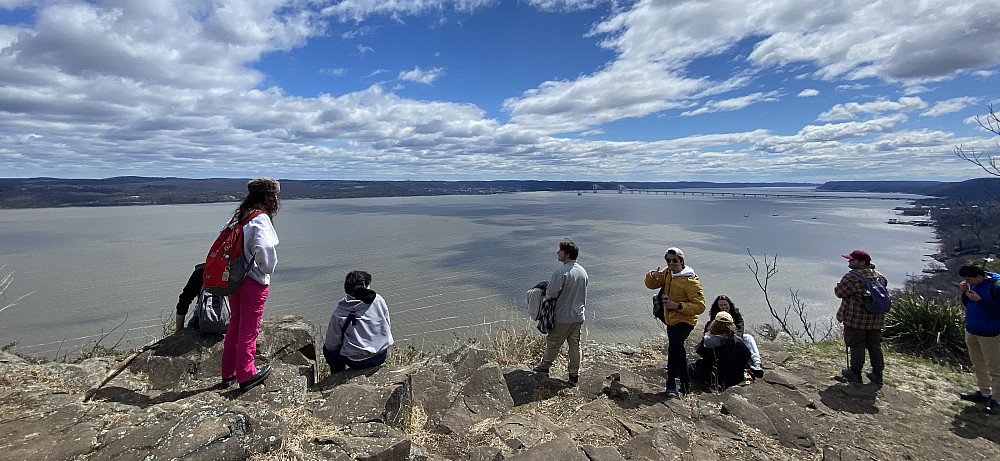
left=221, top=277, right=268, bottom=382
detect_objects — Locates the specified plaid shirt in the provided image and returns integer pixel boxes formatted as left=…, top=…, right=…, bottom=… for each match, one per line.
left=835, top=266, right=887, bottom=330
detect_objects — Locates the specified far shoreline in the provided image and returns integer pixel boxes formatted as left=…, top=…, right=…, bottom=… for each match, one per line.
left=1, top=176, right=960, bottom=210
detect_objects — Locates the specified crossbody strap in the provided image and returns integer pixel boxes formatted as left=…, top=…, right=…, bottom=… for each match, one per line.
left=339, top=312, right=358, bottom=353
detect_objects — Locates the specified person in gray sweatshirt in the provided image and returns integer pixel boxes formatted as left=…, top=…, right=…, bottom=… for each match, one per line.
left=533, top=239, right=589, bottom=385
left=323, top=270, right=394, bottom=372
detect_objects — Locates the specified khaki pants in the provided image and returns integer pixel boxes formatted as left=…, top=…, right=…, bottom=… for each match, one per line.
left=539, top=321, right=583, bottom=375
left=966, top=331, right=1000, bottom=396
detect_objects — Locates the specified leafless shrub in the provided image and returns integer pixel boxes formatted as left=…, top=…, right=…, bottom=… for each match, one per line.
left=747, top=249, right=834, bottom=343
left=0, top=265, right=35, bottom=316
left=955, top=103, right=1000, bottom=179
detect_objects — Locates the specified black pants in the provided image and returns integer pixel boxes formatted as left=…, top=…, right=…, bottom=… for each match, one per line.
left=666, top=322, right=694, bottom=388
left=844, top=327, right=884, bottom=376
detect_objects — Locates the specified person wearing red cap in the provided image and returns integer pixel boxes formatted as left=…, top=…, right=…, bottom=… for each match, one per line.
left=835, top=250, right=888, bottom=385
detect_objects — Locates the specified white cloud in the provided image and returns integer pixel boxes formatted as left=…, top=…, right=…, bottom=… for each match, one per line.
left=0, top=0, right=33, bottom=9
left=817, top=97, right=927, bottom=122
left=320, top=67, right=347, bottom=77
left=681, top=91, right=780, bottom=116
left=321, top=0, right=497, bottom=23
left=921, top=97, right=978, bottom=117
left=398, top=66, right=444, bottom=85
left=903, top=85, right=931, bottom=95
left=503, top=60, right=705, bottom=133
left=504, top=0, right=1000, bottom=135
left=523, top=0, right=604, bottom=12
left=797, top=88, right=819, bottom=97
left=341, top=25, right=376, bottom=40
left=746, top=0, right=1000, bottom=82
left=0, top=0, right=994, bottom=181
left=836, top=83, right=869, bottom=91
left=2, top=1, right=323, bottom=91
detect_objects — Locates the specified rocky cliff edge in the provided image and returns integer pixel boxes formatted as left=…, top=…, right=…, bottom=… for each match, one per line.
left=1, top=315, right=998, bottom=460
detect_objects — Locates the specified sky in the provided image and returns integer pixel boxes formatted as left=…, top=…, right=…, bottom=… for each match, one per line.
left=0, top=0, right=999, bottom=182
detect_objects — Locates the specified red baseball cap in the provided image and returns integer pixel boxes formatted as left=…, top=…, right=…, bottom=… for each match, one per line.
left=842, top=250, right=871, bottom=262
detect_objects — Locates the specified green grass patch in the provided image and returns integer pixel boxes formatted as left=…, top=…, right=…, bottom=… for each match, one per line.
left=883, top=292, right=967, bottom=364
left=788, top=340, right=845, bottom=362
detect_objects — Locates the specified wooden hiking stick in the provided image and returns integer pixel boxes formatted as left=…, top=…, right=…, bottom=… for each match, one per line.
left=82, top=337, right=164, bottom=402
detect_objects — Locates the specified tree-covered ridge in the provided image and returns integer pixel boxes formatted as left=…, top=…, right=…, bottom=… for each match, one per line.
left=0, top=177, right=811, bottom=209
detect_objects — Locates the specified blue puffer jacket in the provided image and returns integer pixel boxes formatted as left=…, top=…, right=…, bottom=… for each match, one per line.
left=962, top=272, right=1000, bottom=337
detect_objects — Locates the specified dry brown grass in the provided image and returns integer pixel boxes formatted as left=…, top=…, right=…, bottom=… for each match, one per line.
left=248, top=405, right=348, bottom=461
left=0, top=367, right=70, bottom=393
left=484, top=324, right=547, bottom=368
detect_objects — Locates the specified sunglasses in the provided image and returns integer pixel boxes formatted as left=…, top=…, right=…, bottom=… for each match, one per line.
left=665, top=258, right=681, bottom=263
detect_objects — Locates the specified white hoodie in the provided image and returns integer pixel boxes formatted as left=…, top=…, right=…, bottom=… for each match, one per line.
left=240, top=213, right=279, bottom=285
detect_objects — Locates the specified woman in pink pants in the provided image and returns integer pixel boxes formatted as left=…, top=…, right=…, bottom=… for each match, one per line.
left=220, top=177, right=280, bottom=391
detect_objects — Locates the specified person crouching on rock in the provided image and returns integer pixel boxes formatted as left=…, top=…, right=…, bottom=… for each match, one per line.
left=705, top=295, right=764, bottom=378
left=689, top=312, right=752, bottom=390
left=322, top=270, right=394, bottom=372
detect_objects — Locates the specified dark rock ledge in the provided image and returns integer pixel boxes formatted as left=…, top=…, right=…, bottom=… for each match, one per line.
left=2, top=315, right=999, bottom=460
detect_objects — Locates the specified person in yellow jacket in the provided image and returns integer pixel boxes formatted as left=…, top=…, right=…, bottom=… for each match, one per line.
left=645, top=247, right=706, bottom=396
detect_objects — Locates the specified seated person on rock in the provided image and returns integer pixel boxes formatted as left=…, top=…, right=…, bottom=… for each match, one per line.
left=322, top=270, right=394, bottom=372
left=705, top=295, right=763, bottom=378
left=175, top=263, right=204, bottom=331
left=689, top=312, right=753, bottom=390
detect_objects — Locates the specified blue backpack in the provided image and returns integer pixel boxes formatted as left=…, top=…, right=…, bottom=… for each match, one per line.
left=849, top=271, right=891, bottom=314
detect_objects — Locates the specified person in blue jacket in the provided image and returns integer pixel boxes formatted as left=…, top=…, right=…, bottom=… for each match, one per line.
left=957, top=263, right=1000, bottom=415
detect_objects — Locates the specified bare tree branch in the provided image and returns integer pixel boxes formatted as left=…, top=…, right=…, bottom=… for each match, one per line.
left=746, top=249, right=796, bottom=338
left=955, top=104, right=1000, bottom=177
left=789, top=288, right=834, bottom=342
left=748, top=249, right=834, bottom=343
left=0, top=265, right=34, bottom=316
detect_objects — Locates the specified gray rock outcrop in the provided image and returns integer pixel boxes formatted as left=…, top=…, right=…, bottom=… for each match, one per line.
left=3, top=316, right=996, bottom=460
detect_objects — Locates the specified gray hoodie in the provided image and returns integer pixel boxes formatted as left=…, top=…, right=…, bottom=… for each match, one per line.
left=324, top=289, right=394, bottom=361
left=547, top=259, right=589, bottom=323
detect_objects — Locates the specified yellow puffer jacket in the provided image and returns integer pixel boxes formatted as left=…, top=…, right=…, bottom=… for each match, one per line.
left=644, top=266, right=706, bottom=327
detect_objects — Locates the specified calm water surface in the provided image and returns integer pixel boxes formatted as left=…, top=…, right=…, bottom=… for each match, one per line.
left=0, top=190, right=938, bottom=357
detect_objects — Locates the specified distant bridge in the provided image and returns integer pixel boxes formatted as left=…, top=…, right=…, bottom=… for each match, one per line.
left=571, top=184, right=917, bottom=201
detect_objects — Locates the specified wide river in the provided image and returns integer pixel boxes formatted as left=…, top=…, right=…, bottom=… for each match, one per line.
left=0, top=189, right=938, bottom=358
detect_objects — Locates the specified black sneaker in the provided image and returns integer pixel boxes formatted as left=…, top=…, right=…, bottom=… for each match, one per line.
left=568, top=374, right=579, bottom=385
left=750, top=367, right=764, bottom=379
left=866, top=371, right=883, bottom=386
left=532, top=364, right=550, bottom=374
left=840, top=368, right=862, bottom=383
left=238, top=364, right=272, bottom=391
left=220, top=376, right=237, bottom=388
left=959, top=390, right=991, bottom=403
left=665, top=381, right=679, bottom=397
left=985, top=399, right=1000, bottom=415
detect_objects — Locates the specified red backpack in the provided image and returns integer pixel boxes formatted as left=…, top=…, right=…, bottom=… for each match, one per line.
left=203, top=210, right=263, bottom=296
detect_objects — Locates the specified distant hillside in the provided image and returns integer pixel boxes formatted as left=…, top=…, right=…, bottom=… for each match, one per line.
left=816, top=180, right=945, bottom=194
left=818, top=178, right=1000, bottom=200
left=925, top=178, right=1000, bottom=199
left=0, top=177, right=814, bottom=209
